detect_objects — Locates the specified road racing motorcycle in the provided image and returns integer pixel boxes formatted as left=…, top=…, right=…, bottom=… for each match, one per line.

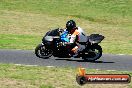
left=35, top=28, right=105, bottom=61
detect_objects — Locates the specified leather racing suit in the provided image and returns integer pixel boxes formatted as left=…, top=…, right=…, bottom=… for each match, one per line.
left=70, top=27, right=87, bottom=56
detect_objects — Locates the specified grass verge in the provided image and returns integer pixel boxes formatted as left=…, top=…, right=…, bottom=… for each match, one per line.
left=0, top=34, right=41, bottom=50
left=0, top=63, right=131, bottom=88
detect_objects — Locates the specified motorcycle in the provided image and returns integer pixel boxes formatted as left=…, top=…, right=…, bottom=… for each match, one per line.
left=35, top=28, right=105, bottom=61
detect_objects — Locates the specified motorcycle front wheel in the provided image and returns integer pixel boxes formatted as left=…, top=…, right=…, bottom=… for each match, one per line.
left=35, top=44, right=53, bottom=59
left=82, top=45, right=102, bottom=62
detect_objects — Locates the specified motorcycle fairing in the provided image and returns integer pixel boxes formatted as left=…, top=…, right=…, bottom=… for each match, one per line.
left=60, top=30, right=70, bottom=42
left=42, top=29, right=60, bottom=42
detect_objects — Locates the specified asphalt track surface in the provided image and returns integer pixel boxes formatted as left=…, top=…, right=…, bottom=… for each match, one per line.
left=0, top=49, right=132, bottom=71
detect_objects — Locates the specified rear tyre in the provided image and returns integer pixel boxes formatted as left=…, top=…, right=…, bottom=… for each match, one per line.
left=35, top=44, right=53, bottom=59
left=82, top=45, right=102, bottom=61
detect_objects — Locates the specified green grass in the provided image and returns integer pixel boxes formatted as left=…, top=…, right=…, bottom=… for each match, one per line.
left=0, top=63, right=131, bottom=88
left=0, top=0, right=132, bottom=22
left=0, top=0, right=132, bottom=54
left=0, top=34, right=41, bottom=50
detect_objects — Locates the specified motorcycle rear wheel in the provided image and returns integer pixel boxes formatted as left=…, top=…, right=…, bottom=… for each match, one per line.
left=82, top=45, right=102, bottom=61
left=35, top=44, right=53, bottom=59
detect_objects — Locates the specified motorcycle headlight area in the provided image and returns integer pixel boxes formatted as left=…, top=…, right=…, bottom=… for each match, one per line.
left=44, top=36, right=53, bottom=41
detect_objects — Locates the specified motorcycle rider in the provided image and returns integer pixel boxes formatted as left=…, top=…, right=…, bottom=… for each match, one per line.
left=62, top=20, right=88, bottom=57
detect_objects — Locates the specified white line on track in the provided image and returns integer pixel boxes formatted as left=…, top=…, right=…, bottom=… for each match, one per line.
left=15, top=64, right=55, bottom=68
left=106, top=70, right=116, bottom=71
left=95, top=69, right=117, bottom=71
left=117, top=54, right=125, bottom=55
left=46, top=66, right=55, bottom=67
left=15, top=64, right=38, bottom=66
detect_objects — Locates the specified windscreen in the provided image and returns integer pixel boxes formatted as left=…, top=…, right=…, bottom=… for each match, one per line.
left=47, top=29, right=60, bottom=36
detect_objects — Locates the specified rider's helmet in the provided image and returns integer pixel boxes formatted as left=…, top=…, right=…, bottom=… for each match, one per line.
left=66, top=20, right=76, bottom=31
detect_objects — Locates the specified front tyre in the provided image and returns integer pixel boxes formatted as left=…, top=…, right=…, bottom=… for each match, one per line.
left=82, top=45, right=102, bottom=61
left=35, top=44, right=53, bottom=59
